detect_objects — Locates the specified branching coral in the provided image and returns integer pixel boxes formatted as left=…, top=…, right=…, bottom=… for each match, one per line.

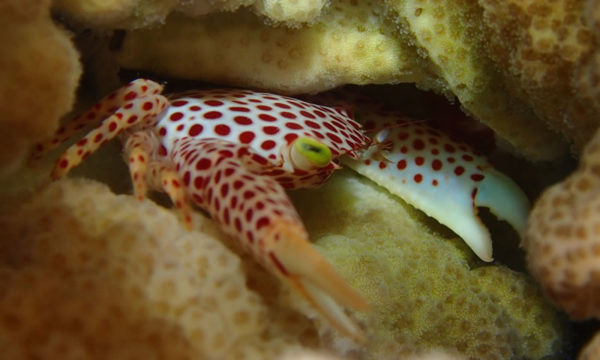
left=0, top=0, right=80, bottom=175
left=525, top=126, right=600, bottom=320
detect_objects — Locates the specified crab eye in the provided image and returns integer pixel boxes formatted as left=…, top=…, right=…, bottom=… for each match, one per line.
left=289, top=137, right=332, bottom=170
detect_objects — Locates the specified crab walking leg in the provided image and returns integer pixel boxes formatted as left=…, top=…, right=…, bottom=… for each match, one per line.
left=152, top=164, right=194, bottom=230
left=50, top=93, right=169, bottom=180
left=30, top=79, right=165, bottom=162
left=122, top=130, right=194, bottom=228
left=344, top=122, right=530, bottom=262
left=171, top=137, right=368, bottom=341
left=123, top=131, right=157, bottom=201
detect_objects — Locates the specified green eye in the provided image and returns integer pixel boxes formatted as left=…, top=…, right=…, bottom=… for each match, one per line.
left=294, top=137, right=332, bottom=167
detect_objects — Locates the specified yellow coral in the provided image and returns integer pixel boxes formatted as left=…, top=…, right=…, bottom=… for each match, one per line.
left=292, top=171, right=565, bottom=360
left=386, top=0, right=568, bottom=161
left=53, top=0, right=328, bottom=28
left=116, top=0, right=427, bottom=94
left=0, top=0, right=80, bottom=175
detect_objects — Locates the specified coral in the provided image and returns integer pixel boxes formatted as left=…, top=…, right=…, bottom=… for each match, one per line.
left=0, top=0, right=81, bottom=175
left=292, top=171, right=565, bottom=360
left=525, top=126, right=600, bottom=320
left=479, top=0, right=599, bottom=152
left=0, top=179, right=319, bottom=359
left=53, top=0, right=178, bottom=28
left=385, top=0, right=567, bottom=161
left=116, top=0, right=426, bottom=94
left=53, top=0, right=329, bottom=28
left=579, top=332, right=600, bottom=360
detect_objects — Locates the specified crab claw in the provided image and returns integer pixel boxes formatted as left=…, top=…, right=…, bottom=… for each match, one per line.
left=344, top=120, right=530, bottom=262
left=267, top=220, right=369, bottom=342
left=170, top=137, right=368, bottom=341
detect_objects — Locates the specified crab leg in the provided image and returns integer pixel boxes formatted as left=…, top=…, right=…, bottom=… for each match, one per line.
left=123, top=131, right=154, bottom=200
left=121, top=130, right=195, bottom=228
left=48, top=88, right=168, bottom=180
left=344, top=120, right=530, bottom=262
left=30, top=79, right=165, bottom=163
left=171, top=137, right=368, bottom=341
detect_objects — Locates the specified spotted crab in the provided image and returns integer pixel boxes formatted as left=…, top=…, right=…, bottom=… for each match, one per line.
left=31, top=78, right=530, bottom=342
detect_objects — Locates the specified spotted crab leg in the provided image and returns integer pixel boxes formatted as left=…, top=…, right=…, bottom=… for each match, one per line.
left=344, top=120, right=530, bottom=262
left=121, top=129, right=195, bottom=229
left=48, top=88, right=168, bottom=180
left=30, top=79, right=165, bottom=163
left=171, top=137, right=368, bottom=341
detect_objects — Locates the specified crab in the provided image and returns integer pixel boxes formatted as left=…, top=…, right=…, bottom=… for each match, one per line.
left=30, top=78, right=531, bottom=342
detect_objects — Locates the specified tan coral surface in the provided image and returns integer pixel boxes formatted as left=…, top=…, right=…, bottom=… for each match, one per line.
left=526, top=126, right=600, bottom=320
left=53, top=0, right=329, bottom=28
left=385, top=0, right=568, bottom=161
left=117, top=0, right=425, bottom=94
left=0, top=0, right=81, bottom=175
left=0, top=179, right=322, bottom=359
left=479, top=0, right=599, bottom=153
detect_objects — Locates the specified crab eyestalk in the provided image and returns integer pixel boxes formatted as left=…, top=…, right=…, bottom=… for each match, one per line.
left=289, top=137, right=334, bottom=171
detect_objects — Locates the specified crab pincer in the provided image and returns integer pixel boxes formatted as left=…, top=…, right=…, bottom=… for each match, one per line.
left=170, top=137, right=369, bottom=340
left=344, top=110, right=530, bottom=262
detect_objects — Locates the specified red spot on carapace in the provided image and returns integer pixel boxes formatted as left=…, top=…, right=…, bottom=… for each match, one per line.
left=261, top=140, right=276, bottom=150
left=284, top=133, right=298, bottom=144
left=204, top=100, right=224, bottom=106
left=234, top=116, right=252, bottom=125
left=454, top=166, right=465, bottom=176
left=414, top=173, right=423, bottom=183
left=263, top=126, right=280, bottom=135
left=214, top=124, right=231, bottom=136
left=189, top=124, right=204, bottom=136
left=259, top=114, right=276, bottom=122
left=204, top=111, right=222, bottom=120
left=170, top=112, right=184, bottom=121
left=281, top=112, right=297, bottom=120
left=239, top=131, right=255, bottom=144
left=171, top=100, right=189, bottom=107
